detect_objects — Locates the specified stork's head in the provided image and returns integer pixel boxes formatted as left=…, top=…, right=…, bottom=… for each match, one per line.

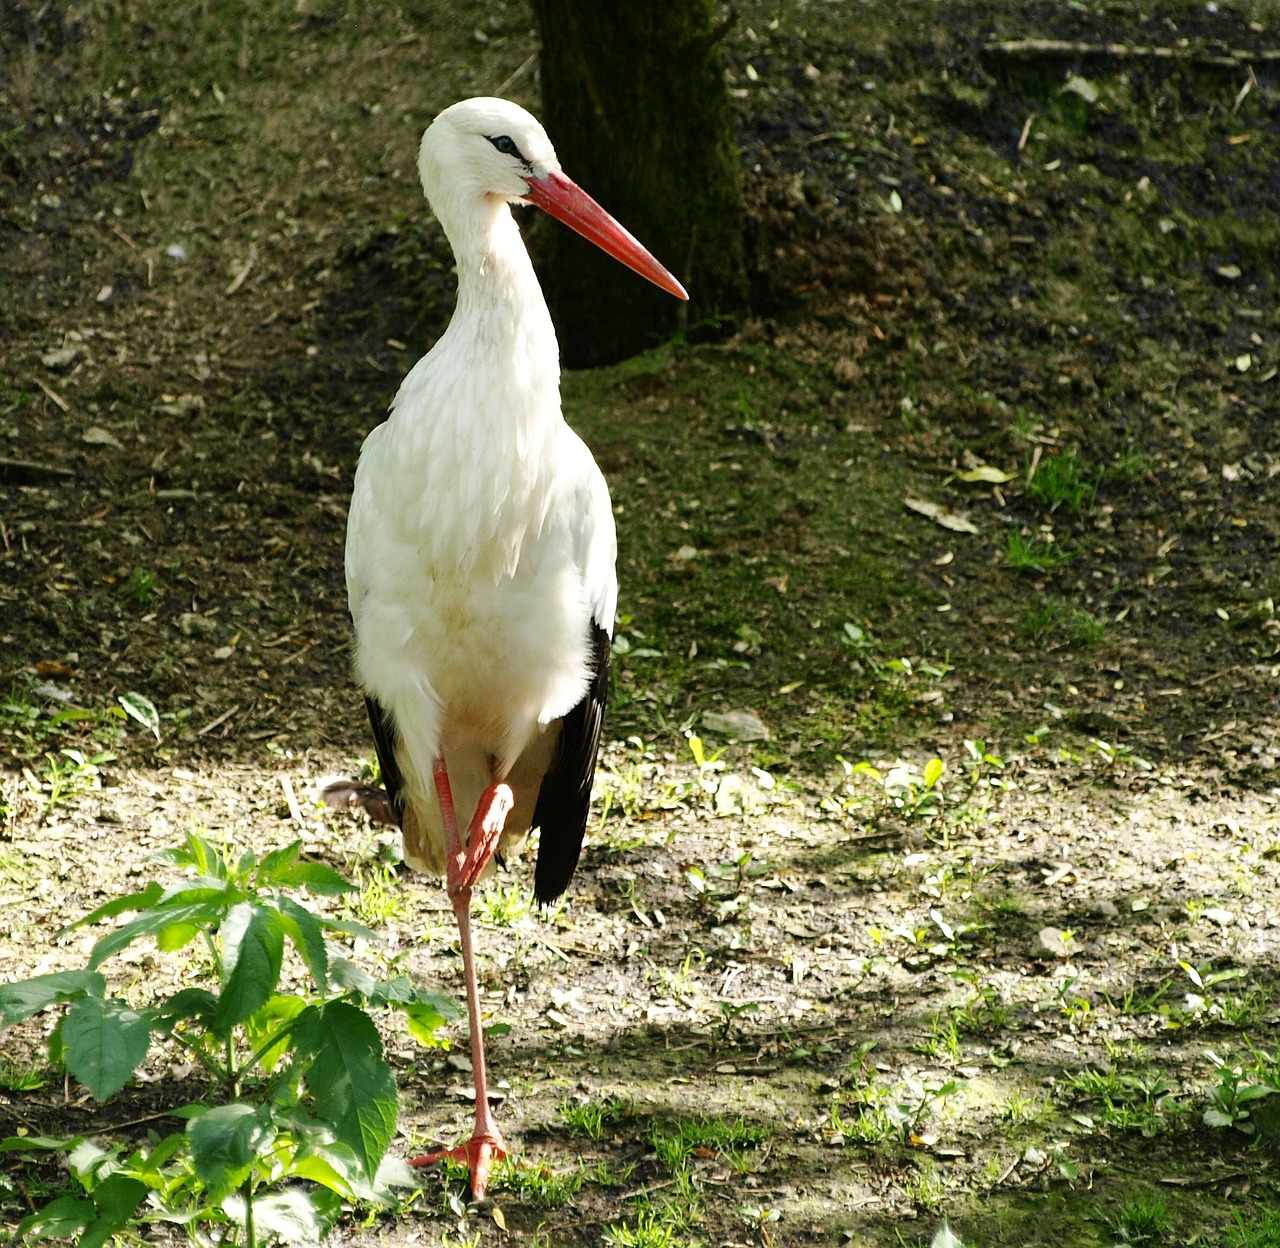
left=419, top=97, right=688, bottom=301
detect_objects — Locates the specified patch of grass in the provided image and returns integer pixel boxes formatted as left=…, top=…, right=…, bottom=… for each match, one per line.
left=1108, top=441, right=1157, bottom=485
left=1065, top=1067, right=1184, bottom=1138
left=560, top=1095, right=631, bottom=1142
left=1026, top=448, right=1099, bottom=513
left=476, top=880, right=529, bottom=927
left=0, top=1056, right=47, bottom=1092
left=1225, top=1208, right=1280, bottom=1248
left=1004, top=531, right=1073, bottom=573
left=1001, top=1088, right=1050, bottom=1126
left=1112, top=1195, right=1169, bottom=1242
left=340, top=859, right=409, bottom=926
left=1022, top=596, right=1060, bottom=641
left=603, top=1209, right=687, bottom=1248
left=917, top=1012, right=962, bottom=1063
left=900, top=1159, right=947, bottom=1211
left=1066, top=607, right=1106, bottom=645
left=649, top=1114, right=766, bottom=1170
left=493, top=1158, right=583, bottom=1208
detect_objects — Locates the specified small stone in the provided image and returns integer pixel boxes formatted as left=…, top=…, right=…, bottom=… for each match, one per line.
left=41, top=345, right=82, bottom=371
left=177, top=612, right=216, bottom=637
left=1033, top=927, right=1082, bottom=959
left=1086, top=899, right=1119, bottom=920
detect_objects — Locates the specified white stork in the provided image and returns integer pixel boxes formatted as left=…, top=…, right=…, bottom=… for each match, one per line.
left=328, top=97, right=687, bottom=1199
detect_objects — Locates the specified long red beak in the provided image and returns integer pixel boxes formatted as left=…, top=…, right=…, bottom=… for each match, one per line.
left=523, top=170, right=689, bottom=302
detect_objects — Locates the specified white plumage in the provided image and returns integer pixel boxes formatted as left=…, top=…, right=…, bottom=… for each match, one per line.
left=333, top=97, right=685, bottom=1197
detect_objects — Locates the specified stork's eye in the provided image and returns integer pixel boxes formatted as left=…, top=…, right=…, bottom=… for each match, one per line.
left=488, top=134, right=524, bottom=160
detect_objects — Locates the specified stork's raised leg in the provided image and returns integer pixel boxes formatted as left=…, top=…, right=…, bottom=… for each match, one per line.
left=409, top=757, right=513, bottom=1199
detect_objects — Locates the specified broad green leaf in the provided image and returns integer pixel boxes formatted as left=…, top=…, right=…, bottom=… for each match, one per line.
left=313, top=914, right=383, bottom=943
left=256, top=841, right=303, bottom=880
left=923, top=758, right=945, bottom=789
left=18, top=1195, right=95, bottom=1240
left=78, top=1174, right=148, bottom=1248
left=247, top=1187, right=341, bottom=1245
left=274, top=861, right=356, bottom=896
left=62, top=997, right=151, bottom=1101
left=149, top=987, right=219, bottom=1034
left=329, top=958, right=377, bottom=997
left=0, top=1134, right=84, bottom=1153
left=118, top=691, right=160, bottom=741
left=88, top=900, right=232, bottom=970
left=275, top=896, right=330, bottom=989
left=56, top=883, right=165, bottom=936
left=156, top=921, right=199, bottom=952
left=0, top=970, right=105, bottom=1028
left=216, top=903, right=284, bottom=1029
left=180, top=829, right=229, bottom=880
left=245, top=993, right=310, bottom=1074
left=294, top=1137, right=409, bottom=1204
left=295, top=1001, right=397, bottom=1179
left=363, top=974, right=419, bottom=1006
left=403, top=1000, right=456, bottom=1048
left=66, top=1138, right=112, bottom=1180
left=188, top=1103, right=274, bottom=1192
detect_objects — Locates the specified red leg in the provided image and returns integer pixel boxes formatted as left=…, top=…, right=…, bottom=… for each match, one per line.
left=409, top=759, right=512, bottom=1200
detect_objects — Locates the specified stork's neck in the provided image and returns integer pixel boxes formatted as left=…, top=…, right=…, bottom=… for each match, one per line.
left=438, top=197, right=559, bottom=384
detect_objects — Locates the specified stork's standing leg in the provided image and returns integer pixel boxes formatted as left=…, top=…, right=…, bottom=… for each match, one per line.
left=409, top=756, right=513, bottom=1199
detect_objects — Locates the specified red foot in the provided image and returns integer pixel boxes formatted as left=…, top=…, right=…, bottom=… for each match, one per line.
left=408, top=1130, right=508, bottom=1199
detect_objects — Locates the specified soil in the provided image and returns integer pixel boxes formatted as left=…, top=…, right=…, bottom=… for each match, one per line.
left=2, top=2, right=1280, bottom=1246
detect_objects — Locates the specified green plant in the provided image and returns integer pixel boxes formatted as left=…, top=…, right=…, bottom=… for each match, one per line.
left=900, top=1160, right=946, bottom=1210
left=125, top=566, right=157, bottom=608
left=1022, top=596, right=1059, bottom=641
left=1004, top=531, right=1073, bottom=573
left=917, top=1013, right=962, bottom=1063
left=0, top=830, right=459, bottom=1246
left=476, top=880, right=529, bottom=926
left=649, top=1114, right=765, bottom=1171
left=24, top=747, right=115, bottom=813
left=1026, top=447, right=1099, bottom=512
left=1067, top=607, right=1106, bottom=645
left=1171, top=963, right=1267, bottom=1028
left=603, top=1208, right=686, bottom=1248
left=492, top=1157, right=583, bottom=1207
left=1202, top=1054, right=1278, bottom=1135
left=1224, top=1208, right=1280, bottom=1248
left=1111, top=1195, right=1169, bottom=1242
left=339, top=858, right=410, bottom=927
left=560, top=1095, right=630, bottom=1141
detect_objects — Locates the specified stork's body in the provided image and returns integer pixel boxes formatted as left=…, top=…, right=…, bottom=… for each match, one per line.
left=339, top=98, right=686, bottom=1199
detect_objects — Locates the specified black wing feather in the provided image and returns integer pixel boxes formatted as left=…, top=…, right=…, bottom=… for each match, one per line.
left=532, top=622, right=610, bottom=904
left=363, top=695, right=405, bottom=825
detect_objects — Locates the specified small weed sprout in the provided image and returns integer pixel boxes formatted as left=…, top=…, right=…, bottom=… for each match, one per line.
left=1111, top=1195, right=1169, bottom=1242
left=560, top=1095, right=629, bottom=1141
left=125, top=566, right=157, bottom=607
left=477, top=880, right=530, bottom=927
left=1004, top=531, right=1073, bottom=573
left=1026, top=447, right=1099, bottom=513
left=1202, top=1052, right=1277, bottom=1134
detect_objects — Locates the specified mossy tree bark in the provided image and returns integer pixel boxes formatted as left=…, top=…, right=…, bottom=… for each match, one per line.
left=529, top=0, right=746, bottom=367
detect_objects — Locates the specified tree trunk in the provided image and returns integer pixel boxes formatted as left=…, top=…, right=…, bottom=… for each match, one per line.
left=529, top=0, right=746, bottom=367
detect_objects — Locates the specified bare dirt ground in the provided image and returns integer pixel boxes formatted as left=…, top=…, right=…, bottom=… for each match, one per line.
left=2, top=2, right=1280, bottom=1246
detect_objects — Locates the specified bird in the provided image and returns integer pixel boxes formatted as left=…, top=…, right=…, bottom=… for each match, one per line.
left=324, top=96, right=687, bottom=1200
